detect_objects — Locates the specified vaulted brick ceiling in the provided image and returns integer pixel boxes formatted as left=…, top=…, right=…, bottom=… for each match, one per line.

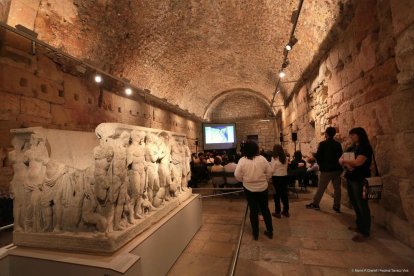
left=33, top=0, right=346, bottom=117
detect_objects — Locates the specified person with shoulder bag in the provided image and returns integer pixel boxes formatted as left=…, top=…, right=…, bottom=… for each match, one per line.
left=339, top=127, right=373, bottom=242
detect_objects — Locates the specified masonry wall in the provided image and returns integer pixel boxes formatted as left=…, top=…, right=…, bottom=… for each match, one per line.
left=281, top=0, right=414, bottom=247
left=0, top=32, right=202, bottom=196
left=209, top=94, right=278, bottom=151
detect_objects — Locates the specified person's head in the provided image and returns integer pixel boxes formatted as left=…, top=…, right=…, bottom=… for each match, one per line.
left=222, top=156, right=229, bottom=164
left=244, top=140, right=259, bottom=160
left=294, top=150, right=302, bottom=160
left=214, top=157, right=222, bottom=165
left=198, top=152, right=204, bottom=157
left=228, top=155, right=236, bottom=163
left=325, top=127, right=336, bottom=139
left=308, top=157, right=316, bottom=164
left=349, top=127, right=370, bottom=147
left=272, top=144, right=286, bottom=164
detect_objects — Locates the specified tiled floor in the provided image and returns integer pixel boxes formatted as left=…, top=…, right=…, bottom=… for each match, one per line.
left=168, top=187, right=414, bottom=276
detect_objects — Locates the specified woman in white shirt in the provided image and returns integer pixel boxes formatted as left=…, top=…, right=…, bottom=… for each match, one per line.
left=235, top=141, right=273, bottom=240
left=270, top=144, right=289, bottom=218
left=210, top=157, right=225, bottom=187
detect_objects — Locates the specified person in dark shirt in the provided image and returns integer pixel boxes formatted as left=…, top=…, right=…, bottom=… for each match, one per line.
left=288, top=151, right=307, bottom=188
left=306, top=127, right=343, bottom=212
left=340, top=127, right=373, bottom=242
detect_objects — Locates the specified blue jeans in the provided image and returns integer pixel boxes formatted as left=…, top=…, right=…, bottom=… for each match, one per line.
left=347, top=180, right=371, bottom=236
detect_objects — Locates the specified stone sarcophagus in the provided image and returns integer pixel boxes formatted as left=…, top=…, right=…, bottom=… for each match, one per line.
left=9, top=123, right=193, bottom=253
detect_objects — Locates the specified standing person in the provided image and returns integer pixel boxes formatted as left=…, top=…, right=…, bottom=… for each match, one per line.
left=270, top=144, right=289, bottom=219
left=235, top=141, right=273, bottom=240
left=339, top=127, right=373, bottom=242
left=306, top=127, right=343, bottom=212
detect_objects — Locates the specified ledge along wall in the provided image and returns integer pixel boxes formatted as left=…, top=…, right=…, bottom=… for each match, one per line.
left=0, top=29, right=203, bottom=197
left=280, top=0, right=414, bottom=247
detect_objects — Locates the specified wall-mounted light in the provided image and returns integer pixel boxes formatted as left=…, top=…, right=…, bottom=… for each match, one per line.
left=282, top=60, right=290, bottom=68
left=285, top=36, right=298, bottom=51
left=125, top=87, right=133, bottom=95
left=94, top=75, right=102, bottom=83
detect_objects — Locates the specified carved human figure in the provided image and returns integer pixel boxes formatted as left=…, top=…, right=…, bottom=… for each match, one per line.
left=158, top=132, right=172, bottom=200
left=40, top=161, right=67, bottom=232
left=61, top=169, right=86, bottom=231
left=23, top=133, right=50, bottom=232
left=111, top=131, right=132, bottom=231
left=144, top=133, right=160, bottom=204
left=81, top=166, right=107, bottom=233
left=181, top=138, right=191, bottom=190
left=127, top=130, right=147, bottom=219
left=93, top=143, right=114, bottom=232
left=170, top=138, right=183, bottom=197
left=9, top=137, right=29, bottom=232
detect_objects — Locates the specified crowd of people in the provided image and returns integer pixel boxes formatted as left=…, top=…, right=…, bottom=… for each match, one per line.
left=191, top=126, right=374, bottom=243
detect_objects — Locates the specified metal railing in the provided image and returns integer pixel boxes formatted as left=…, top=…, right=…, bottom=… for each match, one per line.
left=228, top=203, right=249, bottom=276
left=0, top=224, right=13, bottom=232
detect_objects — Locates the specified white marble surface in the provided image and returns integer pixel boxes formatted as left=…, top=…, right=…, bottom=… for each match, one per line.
left=9, top=123, right=193, bottom=253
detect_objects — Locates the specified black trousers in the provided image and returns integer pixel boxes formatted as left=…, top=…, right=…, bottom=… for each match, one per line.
left=272, top=176, right=289, bottom=214
left=347, top=180, right=371, bottom=236
left=244, top=188, right=273, bottom=236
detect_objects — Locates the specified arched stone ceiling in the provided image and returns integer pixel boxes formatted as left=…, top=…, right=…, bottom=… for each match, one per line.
left=32, top=0, right=346, bottom=117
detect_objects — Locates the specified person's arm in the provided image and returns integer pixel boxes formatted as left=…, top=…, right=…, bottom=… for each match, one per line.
left=342, top=155, right=367, bottom=168
left=234, top=159, right=244, bottom=182
left=314, top=143, right=322, bottom=164
left=264, top=159, right=272, bottom=180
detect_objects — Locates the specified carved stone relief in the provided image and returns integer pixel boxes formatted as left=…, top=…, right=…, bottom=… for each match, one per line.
left=10, top=123, right=193, bottom=253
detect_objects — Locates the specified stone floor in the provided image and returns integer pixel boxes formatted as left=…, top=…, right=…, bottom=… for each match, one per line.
left=168, top=187, right=414, bottom=276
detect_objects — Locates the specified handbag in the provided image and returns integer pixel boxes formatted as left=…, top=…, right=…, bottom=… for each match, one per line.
left=363, top=154, right=382, bottom=200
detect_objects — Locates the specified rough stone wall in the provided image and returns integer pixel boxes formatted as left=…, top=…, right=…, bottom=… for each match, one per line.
left=0, top=0, right=11, bottom=22
left=4, top=0, right=348, bottom=117
left=0, top=33, right=202, bottom=196
left=208, top=94, right=278, bottom=151
left=282, top=0, right=414, bottom=247
left=210, top=94, right=269, bottom=122
left=235, top=120, right=279, bottom=152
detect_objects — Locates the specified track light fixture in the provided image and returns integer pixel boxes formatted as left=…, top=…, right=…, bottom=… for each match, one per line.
left=94, top=74, right=102, bottom=83
left=278, top=71, right=286, bottom=78
left=286, top=36, right=298, bottom=51
left=282, top=60, right=290, bottom=68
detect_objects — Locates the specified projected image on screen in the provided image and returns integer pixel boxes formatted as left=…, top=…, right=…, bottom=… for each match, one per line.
left=205, top=126, right=235, bottom=144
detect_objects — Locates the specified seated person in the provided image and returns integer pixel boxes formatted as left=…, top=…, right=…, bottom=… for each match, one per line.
left=303, top=157, right=319, bottom=187
left=223, top=155, right=239, bottom=186
left=288, top=151, right=307, bottom=186
left=210, top=157, right=225, bottom=188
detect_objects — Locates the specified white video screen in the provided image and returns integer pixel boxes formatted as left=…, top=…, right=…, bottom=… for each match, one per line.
left=205, top=125, right=235, bottom=144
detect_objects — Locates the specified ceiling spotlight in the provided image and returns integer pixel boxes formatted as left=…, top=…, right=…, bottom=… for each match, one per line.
left=94, top=75, right=102, bottom=83
left=279, top=71, right=286, bottom=78
left=125, top=87, right=133, bottom=95
left=286, top=36, right=298, bottom=51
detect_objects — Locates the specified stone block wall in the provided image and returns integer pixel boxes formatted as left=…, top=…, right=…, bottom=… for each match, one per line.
left=0, top=32, right=202, bottom=196
left=235, top=119, right=278, bottom=152
left=208, top=94, right=278, bottom=151
left=281, top=0, right=414, bottom=247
